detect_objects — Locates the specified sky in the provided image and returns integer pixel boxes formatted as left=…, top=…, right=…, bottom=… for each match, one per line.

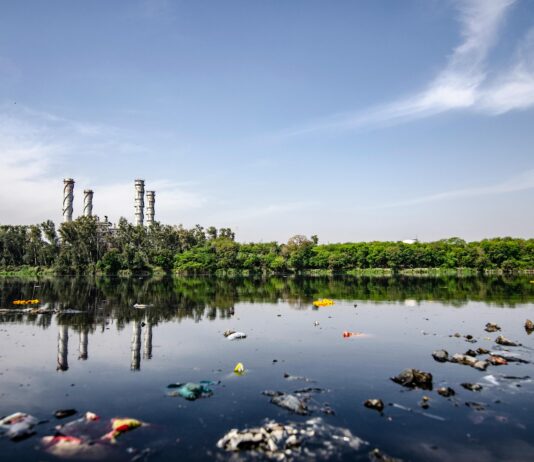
left=0, top=0, right=533, bottom=243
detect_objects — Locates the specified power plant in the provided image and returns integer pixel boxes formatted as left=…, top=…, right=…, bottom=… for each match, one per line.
left=62, top=178, right=156, bottom=226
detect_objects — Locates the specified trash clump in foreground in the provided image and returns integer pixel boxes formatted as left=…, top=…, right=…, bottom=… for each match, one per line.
left=0, top=412, right=39, bottom=440
left=216, top=417, right=366, bottom=460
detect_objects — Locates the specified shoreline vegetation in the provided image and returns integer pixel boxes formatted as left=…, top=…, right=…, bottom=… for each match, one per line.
left=1, top=217, right=533, bottom=277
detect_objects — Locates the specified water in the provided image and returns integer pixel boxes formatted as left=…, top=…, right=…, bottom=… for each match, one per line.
left=0, top=275, right=533, bottom=461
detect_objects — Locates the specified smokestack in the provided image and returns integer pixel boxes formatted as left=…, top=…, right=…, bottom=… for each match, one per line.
left=63, top=178, right=74, bottom=223
left=83, top=189, right=93, bottom=217
left=134, top=179, right=145, bottom=227
left=146, top=191, right=155, bottom=226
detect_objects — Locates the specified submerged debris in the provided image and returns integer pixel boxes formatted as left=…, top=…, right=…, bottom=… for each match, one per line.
left=216, top=418, right=366, bottom=460
left=269, top=394, right=309, bottom=415
left=465, top=349, right=477, bottom=357
left=525, top=319, right=534, bottom=334
left=0, top=412, right=39, bottom=440
left=364, top=399, right=384, bottom=412
left=484, top=323, right=501, bottom=333
left=223, top=329, right=236, bottom=337
left=476, top=348, right=490, bottom=355
left=284, top=373, right=314, bottom=382
left=432, top=350, right=449, bottom=363
left=495, top=336, right=521, bottom=347
left=391, top=369, right=433, bottom=390
left=419, top=396, right=430, bottom=409
left=167, top=381, right=216, bottom=400
left=437, top=387, right=455, bottom=397
left=461, top=383, right=483, bottom=392
left=465, top=402, right=486, bottom=411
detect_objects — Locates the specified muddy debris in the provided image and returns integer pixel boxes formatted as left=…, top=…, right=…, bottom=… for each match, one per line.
left=54, top=409, right=77, bottom=419
left=461, top=383, right=483, bottom=392
left=495, top=335, right=521, bottom=347
left=432, top=350, right=449, bottom=363
left=269, top=393, right=309, bottom=415
left=369, top=447, right=403, bottom=462
left=216, top=418, right=366, bottom=460
left=465, top=349, right=477, bottom=357
left=437, top=387, right=455, bottom=397
left=465, top=402, right=486, bottom=411
left=484, top=323, right=501, bottom=333
left=464, top=335, right=477, bottom=344
left=450, top=354, right=488, bottom=371
left=489, top=351, right=529, bottom=364
left=525, top=319, right=534, bottom=334
left=364, top=399, right=384, bottom=412
left=283, top=373, right=315, bottom=382
left=391, top=369, right=433, bottom=390
left=476, top=348, right=490, bottom=355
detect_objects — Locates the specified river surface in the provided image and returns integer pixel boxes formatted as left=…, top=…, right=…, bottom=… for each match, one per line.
left=0, top=275, right=533, bottom=461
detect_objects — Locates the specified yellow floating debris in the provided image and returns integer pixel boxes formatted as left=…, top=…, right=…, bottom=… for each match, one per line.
left=313, top=298, right=335, bottom=307
left=12, top=299, right=40, bottom=305
left=234, top=362, right=245, bottom=374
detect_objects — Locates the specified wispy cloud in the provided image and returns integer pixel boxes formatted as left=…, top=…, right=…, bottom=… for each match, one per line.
left=285, top=0, right=534, bottom=136
left=0, top=107, right=205, bottom=225
left=369, top=168, right=534, bottom=209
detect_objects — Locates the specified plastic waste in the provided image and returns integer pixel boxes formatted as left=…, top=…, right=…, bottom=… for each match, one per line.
left=234, top=363, right=245, bottom=374
left=217, top=417, right=366, bottom=460
left=342, top=331, right=365, bottom=338
left=391, top=369, right=433, bottom=390
left=313, top=299, right=334, bottom=307
left=364, top=399, right=384, bottom=412
left=167, top=381, right=215, bottom=400
left=450, top=354, right=488, bottom=371
left=102, top=418, right=143, bottom=442
left=41, top=435, right=112, bottom=459
left=495, top=335, right=521, bottom=347
left=0, top=412, right=39, bottom=440
left=54, top=409, right=77, bottom=419
left=227, top=332, right=247, bottom=340
left=133, top=304, right=151, bottom=309
left=484, top=322, right=501, bottom=332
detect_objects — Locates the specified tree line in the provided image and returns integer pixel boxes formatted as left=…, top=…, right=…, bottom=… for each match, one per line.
left=0, top=218, right=533, bottom=275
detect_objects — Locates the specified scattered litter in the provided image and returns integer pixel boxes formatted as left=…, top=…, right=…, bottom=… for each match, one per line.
left=483, top=375, right=500, bottom=386
left=484, top=323, right=501, bottom=333
left=450, top=354, right=488, bottom=371
left=465, top=349, right=477, bottom=357
left=223, top=330, right=236, bottom=337
left=369, top=447, right=403, bottom=462
left=364, top=399, right=384, bottom=412
left=269, top=393, right=309, bottom=415
left=495, top=336, right=521, bottom=347
left=476, top=348, right=490, bottom=355
left=216, top=417, right=366, bottom=460
left=312, top=299, right=335, bottom=307
left=419, top=396, right=430, bottom=409
left=465, top=402, right=486, bottom=411
left=461, top=383, right=483, bottom=392
left=12, top=299, right=40, bottom=305
left=437, top=387, right=455, bottom=397
left=525, top=319, right=534, bottom=334
left=133, top=304, right=151, bottom=309
left=103, top=418, right=143, bottom=442
left=391, top=369, right=433, bottom=390
left=390, top=403, right=445, bottom=421
left=313, top=321, right=320, bottom=327
left=488, top=355, right=508, bottom=366
left=342, top=331, right=365, bottom=338
left=167, top=381, right=216, bottom=400
left=41, top=435, right=111, bottom=459
left=227, top=332, right=247, bottom=340
left=54, top=409, right=77, bottom=419
left=0, top=412, right=39, bottom=440
left=234, top=363, right=245, bottom=374
left=432, top=350, right=449, bottom=362
left=284, top=373, right=315, bottom=382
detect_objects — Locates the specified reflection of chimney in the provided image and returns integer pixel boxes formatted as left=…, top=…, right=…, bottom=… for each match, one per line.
left=63, top=179, right=74, bottom=223
left=78, top=329, right=88, bottom=360
left=57, top=325, right=69, bottom=371
left=83, top=190, right=93, bottom=217
left=134, top=179, right=145, bottom=227
left=143, top=322, right=153, bottom=360
left=130, top=321, right=141, bottom=371
left=146, top=191, right=155, bottom=226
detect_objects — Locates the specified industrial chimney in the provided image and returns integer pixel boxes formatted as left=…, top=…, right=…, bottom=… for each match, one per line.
left=146, top=191, right=155, bottom=226
left=134, top=179, right=145, bottom=226
left=63, top=178, right=74, bottom=223
left=83, top=189, right=93, bottom=217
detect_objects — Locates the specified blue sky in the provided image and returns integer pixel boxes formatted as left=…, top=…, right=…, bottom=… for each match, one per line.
left=0, top=0, right=533, bottom=242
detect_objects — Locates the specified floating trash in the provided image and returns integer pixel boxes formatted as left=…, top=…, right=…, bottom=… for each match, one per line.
left=313, top=299, right=334, bottom=307
left=0, top=412, right=39, bottom=440
left=227, top=332, right=247, bottom=340
left=234, top=362, right=245, bottom=374
left=216, top=417, right=366, bottom=460
left=12, top=299, right=40, bottom=305
left=167, top=381, right=216, bottom=400
left=391, top=369, right=433, bottom=390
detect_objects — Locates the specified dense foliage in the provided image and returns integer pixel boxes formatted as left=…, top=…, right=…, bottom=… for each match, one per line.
left=0, top=218, right=533, bottom=275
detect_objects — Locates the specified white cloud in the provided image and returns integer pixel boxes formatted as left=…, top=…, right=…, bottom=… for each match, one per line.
left=0, top=107, right=206, bottom=225
left=285, top=0, right=534, bottom=136
left=369, top=168, right=534, bottom=209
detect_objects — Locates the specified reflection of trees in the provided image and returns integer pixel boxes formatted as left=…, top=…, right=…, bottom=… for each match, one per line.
left=0, top=275, right=532, bottom=333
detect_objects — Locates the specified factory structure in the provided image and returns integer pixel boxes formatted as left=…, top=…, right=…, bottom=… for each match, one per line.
left=62, top=178, right=156, bottom=227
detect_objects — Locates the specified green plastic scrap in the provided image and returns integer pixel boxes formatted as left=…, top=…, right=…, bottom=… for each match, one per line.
left=167, top=381, right=216, bottom=400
